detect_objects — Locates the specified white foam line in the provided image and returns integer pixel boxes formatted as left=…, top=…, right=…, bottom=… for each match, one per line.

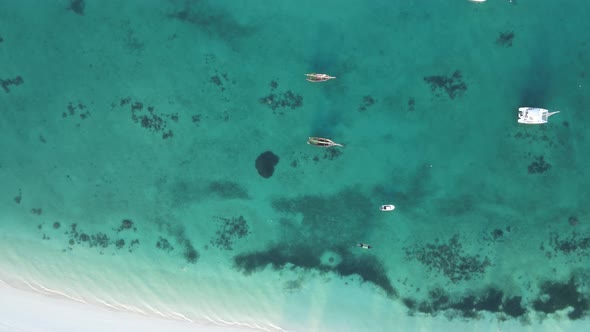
left=169, top=311, right=194, bottom=323
left=23, top=280, right=45, bottom=294
left=239, top=322, right=262, bottom=330
left=127, top=305, right=147, bottom=315
left=111, top=301, right=145, bottom=315
left=249, top=323, right=270, bottom=332
left=95, top=298, right=123, bottom=311
left=210, top=315, right=283, bottom=332
left=203, top=315, right=223, bottom=326
left=267, top=322, right=289, bottom=332
left=227, top=321, right=270, bottom=332
left=30, top=280, right=87, bottom=304
left=216, top=317, right=236, bottom=325
left=144, top=304, right=171, bottom=318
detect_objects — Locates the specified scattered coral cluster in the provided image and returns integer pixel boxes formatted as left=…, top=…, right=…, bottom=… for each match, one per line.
left=1, top=76, right=23, bottom=93
left=404, top=234, right=491, bottom=283
left=211, top=216, right=250, bottom=250
left=117, top=97, right=178, bottom=140
left=424, top=71, right=467, bottom=99
left=259, top=80, right=303, bottom=114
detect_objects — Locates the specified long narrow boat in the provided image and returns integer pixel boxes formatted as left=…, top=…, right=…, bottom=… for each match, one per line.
left=305, top=73, right=336, bottom=83
left=307, top=137, right=343, bottom=147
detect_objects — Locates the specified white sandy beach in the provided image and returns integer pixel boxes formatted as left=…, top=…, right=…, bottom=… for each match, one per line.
left=0, top=279, right=249, bottom=332
left=2, top=275, right=589, bottom=332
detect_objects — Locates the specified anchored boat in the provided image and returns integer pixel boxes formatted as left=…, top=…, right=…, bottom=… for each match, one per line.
left=518, top=107, right=560, bottom=124
left=307, top=137, right=343, bottom=147
left=380, top=205, right=395, bottom=212
left=305, top=73, right=336, bottom=83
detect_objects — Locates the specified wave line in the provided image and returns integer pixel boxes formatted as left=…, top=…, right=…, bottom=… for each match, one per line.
left=30, top=280, right=87, bottom=303
left=169, top=311, right=194, bottom=323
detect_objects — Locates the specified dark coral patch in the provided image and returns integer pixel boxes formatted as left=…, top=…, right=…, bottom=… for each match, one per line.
left=528, top=155, right=551, bottom=174
left=334, top=250, right=397, bottom=297
left=211, top=215, right=250, bottom=250
left=1, top=76, right=24, bottom=93
left=116, top=219, right=134, bottom=232
left=156, top=237, right=174, bottom=252
left=424, top=71, right=467, bottom=99
left=164, top=224, right=199, bottom=264
left=403, top=234, right=491, bottom=283
left=233, top=244, right=396, bottom=297
left=533, top=277, right=589, bottom=319
left=496, top=31, right=514, bottom=47
left=405, top=287, right=527, bottom=319
left=68, top=0, right=85, bottom=16
left=259, top=90, right=303, bottom=114
left=232, top=189, right=395, bottom=296
left=255, top=151, right=279, bottom=178
left=14, top=189, right=22, bottom=204
left=503, top=296, right=526, bottom=318
left=183, top=242, right=199, bottom=263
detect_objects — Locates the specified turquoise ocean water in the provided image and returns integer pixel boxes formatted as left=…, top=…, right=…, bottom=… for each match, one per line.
left=1, top=0, right=590, bottom=330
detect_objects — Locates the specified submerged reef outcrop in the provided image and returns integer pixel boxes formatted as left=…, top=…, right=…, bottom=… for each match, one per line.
left=211, top=215, right=250, bottom=250
left=424, top=71, right=467, bottom=99
left=255, top=151, right=279, bottom=178
left=1, top=75, right=23, bottom=93
left=259, top=79, right=303, bottom=115
left=404, top=234, right=492, bottom=283
left=527, top=155, right=551, bottom=174
left=403, top=287, right=527, bottom=319
left=234, top=244, right=396, bottom=297
left=532, top=277, right=589, bottom=319
left=232, top=189, right=397, bottom=297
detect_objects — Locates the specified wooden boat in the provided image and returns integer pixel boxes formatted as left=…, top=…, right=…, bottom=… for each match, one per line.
left=305, top=73, right=336, bottom=83
left=307, top=137, right=343, bottom=147
left=517, top=107, right=560, bottom=124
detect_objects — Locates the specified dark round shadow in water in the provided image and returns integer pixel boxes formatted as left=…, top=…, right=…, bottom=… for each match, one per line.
left=255, top=151, right=279, bottom=178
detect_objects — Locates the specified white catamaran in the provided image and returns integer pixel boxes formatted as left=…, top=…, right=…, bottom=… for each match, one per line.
left=517, top=107, right=560, bottom=124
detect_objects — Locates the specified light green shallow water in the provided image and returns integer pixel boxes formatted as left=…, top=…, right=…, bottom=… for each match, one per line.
left=1, top=0, right=590, bottom=331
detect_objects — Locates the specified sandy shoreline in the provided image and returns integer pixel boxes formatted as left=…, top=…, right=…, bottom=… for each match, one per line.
left=2, top=276, right=588, bottom=332
left=0, top=278, right=269, bottom=332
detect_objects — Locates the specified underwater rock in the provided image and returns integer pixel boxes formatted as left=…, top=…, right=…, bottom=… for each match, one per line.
left=255, top=151, right=279, bottom=178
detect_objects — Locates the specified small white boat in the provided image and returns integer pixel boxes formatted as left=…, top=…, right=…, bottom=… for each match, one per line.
left=518, top=107, right=560, bottom=124
left=380, top=205, right=395, bottom=212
